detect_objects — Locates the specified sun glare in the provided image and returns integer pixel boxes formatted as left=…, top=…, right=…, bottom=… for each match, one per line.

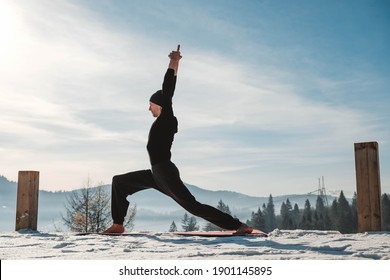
left=0, top=1, right=20, bottom=54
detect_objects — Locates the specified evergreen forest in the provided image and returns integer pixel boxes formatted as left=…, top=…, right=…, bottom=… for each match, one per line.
left=178, top=192, right=390, bottom=234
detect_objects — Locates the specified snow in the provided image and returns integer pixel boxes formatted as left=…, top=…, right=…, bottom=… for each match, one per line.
left=1, top=229, right=389, bottom=260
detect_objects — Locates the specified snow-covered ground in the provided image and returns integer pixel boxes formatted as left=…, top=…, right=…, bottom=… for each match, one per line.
left=1, top=229, right=389, bottom=260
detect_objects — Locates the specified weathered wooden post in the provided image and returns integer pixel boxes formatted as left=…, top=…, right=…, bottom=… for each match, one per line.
left=354, top=142, right=382, bottom=232
left=15, top=171, right=40, bottom=231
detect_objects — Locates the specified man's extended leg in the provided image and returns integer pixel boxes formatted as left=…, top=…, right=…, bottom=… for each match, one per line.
left=151, top=161, right=250, bottom=231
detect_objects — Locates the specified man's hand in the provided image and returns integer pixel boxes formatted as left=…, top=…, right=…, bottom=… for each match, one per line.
left=168, top=44, right=182, bottom=75
left=169, top=44, right=182, bottom=61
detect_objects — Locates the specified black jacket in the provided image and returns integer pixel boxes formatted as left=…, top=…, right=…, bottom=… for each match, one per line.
left=147, top=68, right=178, bottom=165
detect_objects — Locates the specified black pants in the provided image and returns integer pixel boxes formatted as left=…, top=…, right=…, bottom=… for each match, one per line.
left=111, top=160, right=242, bottom=230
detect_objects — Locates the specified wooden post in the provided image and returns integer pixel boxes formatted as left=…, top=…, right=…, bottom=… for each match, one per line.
left=15, top=171, right=40, bottom=231
left=354, top=142, right=382, bottom=232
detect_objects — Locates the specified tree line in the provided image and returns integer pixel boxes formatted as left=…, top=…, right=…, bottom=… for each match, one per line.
left=175, top=192, right=390, bottom=234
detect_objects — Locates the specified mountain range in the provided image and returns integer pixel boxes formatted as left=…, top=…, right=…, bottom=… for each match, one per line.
left=0, top=175, right=339, bottom=232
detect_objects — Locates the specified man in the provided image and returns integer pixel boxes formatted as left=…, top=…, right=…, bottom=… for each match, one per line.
left=103, top=45, right=253, bottom=235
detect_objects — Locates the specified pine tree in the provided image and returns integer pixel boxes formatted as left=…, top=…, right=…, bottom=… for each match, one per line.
left=382, top=193, right=390, bottom=231
left=264, top=195, right=277, bottom=231
left=169, top=221, right=177, bottom=232
left=300, top=199, right=313, bottom=230
left=351, top=192, right=358, bottom=232
left=291, top=203, right=300, bottom=228
left=217, top=199, right=232, bottom=215
left=260, top=203, right=267, bottom=229
left=203, top=199, right=232, bottom=231
left=330, top=198, right=338, bottom=230
left=313, top=196, right=332, bottom=230
left=249, top=207, right=265, bottom=230
left=314, top=196, right=326, bottom=230
left=279, top=202, right=287, bottom=229
left=279, top=199, right=294, bottom=229
left=336, top=191, right=354, bottom=233
left=181, top=213, right=199, bottom=232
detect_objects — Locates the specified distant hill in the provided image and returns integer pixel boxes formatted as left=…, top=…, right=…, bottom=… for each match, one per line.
left=0, top=175, right=339, bottom=232
left=0, top=175, right=17, bottom=196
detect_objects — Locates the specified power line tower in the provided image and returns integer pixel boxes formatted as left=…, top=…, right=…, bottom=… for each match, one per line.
left=307, top=176, right=329, bottom=207
left=318, top=176, right=329, bottom=207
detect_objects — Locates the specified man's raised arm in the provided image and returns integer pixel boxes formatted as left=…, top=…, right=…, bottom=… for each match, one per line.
left=162, top=45, right=182, bottom=99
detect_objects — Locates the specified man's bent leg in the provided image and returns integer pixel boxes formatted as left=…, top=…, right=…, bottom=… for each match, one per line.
left=108, top=170, right=157, bottom=231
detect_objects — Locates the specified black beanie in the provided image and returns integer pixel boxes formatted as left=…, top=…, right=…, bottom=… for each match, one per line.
left=149, top=90, right=163, bottom=107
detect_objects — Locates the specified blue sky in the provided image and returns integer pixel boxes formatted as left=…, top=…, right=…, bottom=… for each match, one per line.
left=1, top=0, right=389, bottom=197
